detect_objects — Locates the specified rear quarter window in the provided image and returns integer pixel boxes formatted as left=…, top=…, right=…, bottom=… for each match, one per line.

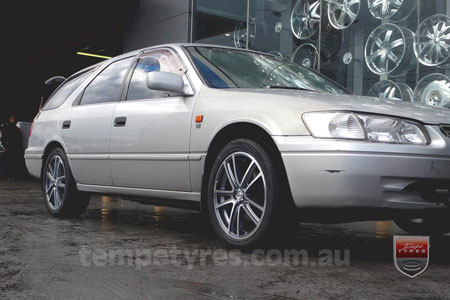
left=42, top=70, right=93, bottom=110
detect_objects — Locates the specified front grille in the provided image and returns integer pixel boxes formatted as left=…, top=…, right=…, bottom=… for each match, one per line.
left=440, top=125, right=450, bottom=138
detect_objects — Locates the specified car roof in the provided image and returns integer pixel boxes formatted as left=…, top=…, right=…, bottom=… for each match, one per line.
left=110, top=43, right=273, bottom=62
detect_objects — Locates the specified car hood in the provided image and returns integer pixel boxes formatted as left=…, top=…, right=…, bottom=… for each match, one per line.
left=231, top=89, right=450, bottom=125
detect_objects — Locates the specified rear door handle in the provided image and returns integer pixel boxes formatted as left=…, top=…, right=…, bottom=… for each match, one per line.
left=62, top=120, right=71, bottom=129
left=114, top=117, right=127, bottom=127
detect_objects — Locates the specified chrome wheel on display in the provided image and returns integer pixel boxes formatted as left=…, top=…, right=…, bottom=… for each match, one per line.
left=365, top=24, right=415, bottom=76
left=367, top=0, right=416, bottom=22
left=45, top=155, right=66, bottom=210
left=292, top=43, right=319, bottom=70
left=291, top=0, right=321, bottom=40
left=368, top=80, right=414, bottom=101
left=415, top=14, right=450, bottom=67
left=327, top=0, right=360, bottom=30
left=213, top=152, right=267, bottom=240
left=414, top=73, right=450, bottom=108
left=234, top=17, right=257, bottom=48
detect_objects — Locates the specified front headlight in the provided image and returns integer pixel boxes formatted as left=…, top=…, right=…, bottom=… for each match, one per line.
left=302, top=112, right=429, bottom=145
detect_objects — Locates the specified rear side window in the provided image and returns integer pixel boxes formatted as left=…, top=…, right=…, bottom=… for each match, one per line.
left=42, top=71, right=92, bottom=110
left=80, top=57, right=133, bottom=105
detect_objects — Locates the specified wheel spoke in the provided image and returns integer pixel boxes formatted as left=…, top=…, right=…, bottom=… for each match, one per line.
left=235, top=204, right=241, bottom=237
left=216, top=198, right=235, bottom=209
left=215, top=189, right=234, bottom=196
left=46, top=182, right=55, bottom=194
left=47, top=171, right=55, bottom=183
left=228, top=203, right=238, bottom=233
left=369, top=49, right=383, bottom=60
left=245, top=195, right=264, bottom=212
left=48, top=161, right=55, bottom=178
left=49, top=187, right=55, bottom=202
left=374, top=37, right=384, bottom=48
left=52, top=158, right=59, bottom=178
left=231, top=154, right=239, bottom=186
left=240, top=160, right=256, bottom=187
left=244, top=173, right=262, bottom=192
left=346, top=9, right=357, bottom=22
left=54, top=187, right=60, bottom=208
left=390, top=38, right=404, bottom=49
left=224, top=161, right=239, bottom=189
left=242, top=204, right=260, bottom=226
left=56, top=181, right=65, bottom=189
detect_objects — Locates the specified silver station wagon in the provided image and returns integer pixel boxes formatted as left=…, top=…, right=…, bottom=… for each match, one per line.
left=26, top=44, right=450, bottom=248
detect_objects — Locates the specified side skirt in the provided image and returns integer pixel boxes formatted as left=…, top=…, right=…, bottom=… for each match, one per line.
left=77, top=184, right=201, bottom=211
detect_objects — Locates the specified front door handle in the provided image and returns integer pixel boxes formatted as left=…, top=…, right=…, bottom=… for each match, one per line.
left=114, top=117, right=127, bottom=127
left=62, top=120, right=71, bottom=129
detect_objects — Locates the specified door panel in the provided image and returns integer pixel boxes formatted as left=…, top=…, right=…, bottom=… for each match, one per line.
left=61, top=103, right=117, bottom=185
left=109, top=48, right=196, bottom=191
left=110, top=97, right=194, bottom=191
left=61, top=56, right=134, bottom=186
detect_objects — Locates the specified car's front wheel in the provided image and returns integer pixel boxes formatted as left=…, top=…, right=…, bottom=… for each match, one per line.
left=42, top=148, right=90, bottom=218
left=394, top=212, right=450, bottom=235
left=207, top=138, right=295, bottom=248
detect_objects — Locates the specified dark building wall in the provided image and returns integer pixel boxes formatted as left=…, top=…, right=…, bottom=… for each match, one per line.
left=124, top=0, right=191, bottom=52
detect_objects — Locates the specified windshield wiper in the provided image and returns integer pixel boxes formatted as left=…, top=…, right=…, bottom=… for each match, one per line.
left=264, top=85, right=314, bottom=92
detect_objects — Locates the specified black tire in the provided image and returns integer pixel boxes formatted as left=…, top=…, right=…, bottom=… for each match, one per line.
left=207, top=138, right=296, bottom=248
left=42, top=148, right=90, bottom=218
left=394, top=212, right=450, bottom=235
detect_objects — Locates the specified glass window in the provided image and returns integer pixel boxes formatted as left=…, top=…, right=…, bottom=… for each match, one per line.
left=126, top=49, right=185, bottom=101
left=193, top=0, right=450, bottom=112
left=42, top=71, right=93, bottom=110
left=193, top=0, right=248, bottom=47
left=188, top=46, right=347, bottom=94
left=80, top=57, right=133, bottom=105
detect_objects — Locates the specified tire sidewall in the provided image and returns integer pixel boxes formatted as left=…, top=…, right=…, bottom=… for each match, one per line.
left=207, top=139, right=279, bottom=248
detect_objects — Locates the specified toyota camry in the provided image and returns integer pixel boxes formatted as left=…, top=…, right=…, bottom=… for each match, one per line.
left=25, top=44, right=450, bottom=248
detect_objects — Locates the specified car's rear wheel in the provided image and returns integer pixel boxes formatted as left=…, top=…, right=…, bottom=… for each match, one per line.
left=42, top=148, right=90, bottom=218
left=394, top=212, right=450, bottom=235
left=207, top=138, right=295, bottom=248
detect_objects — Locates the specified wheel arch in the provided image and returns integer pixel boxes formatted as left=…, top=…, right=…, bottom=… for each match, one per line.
left=200, top=122, right=294, bottom=212
left=40, top=141, right=67, bottom=181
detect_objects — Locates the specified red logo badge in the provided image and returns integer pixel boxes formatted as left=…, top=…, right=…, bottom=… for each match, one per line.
left=393, top=236, right=430, bottom=278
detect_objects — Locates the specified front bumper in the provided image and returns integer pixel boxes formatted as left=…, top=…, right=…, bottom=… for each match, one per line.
left=274, top=125, right=450, bottom=210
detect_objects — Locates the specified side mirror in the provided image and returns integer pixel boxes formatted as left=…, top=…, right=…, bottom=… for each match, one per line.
left=146, top=71, right=190, bottom=95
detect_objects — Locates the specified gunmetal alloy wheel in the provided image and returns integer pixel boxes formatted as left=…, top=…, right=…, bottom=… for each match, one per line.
left=213, top=152, right=267, bottom=240
left=327, top=0, right=360, bottom=30
left=291, top=0, right=321, bottom=40
left=45, top=155, right=66, bottom=210
left=43, top=148, right=90, bottom=218
left=415, top=14, right=450, bottom=67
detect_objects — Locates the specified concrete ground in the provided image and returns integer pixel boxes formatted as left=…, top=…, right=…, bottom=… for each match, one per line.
left=1, top=179, right=450, bottom=300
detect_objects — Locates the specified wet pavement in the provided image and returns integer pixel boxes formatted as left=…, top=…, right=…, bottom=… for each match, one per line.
left=1, top=179, right=450, bottom=300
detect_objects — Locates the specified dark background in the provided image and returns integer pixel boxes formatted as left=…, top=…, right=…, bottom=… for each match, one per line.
left=1, top=0, right=138, bottom=123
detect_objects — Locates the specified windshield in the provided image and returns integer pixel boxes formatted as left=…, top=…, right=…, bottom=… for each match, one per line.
left=187, top=46, right=348, bottom=94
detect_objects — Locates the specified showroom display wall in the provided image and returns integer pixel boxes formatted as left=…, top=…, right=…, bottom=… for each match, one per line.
left=193, top=0, right=450, bottom=108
